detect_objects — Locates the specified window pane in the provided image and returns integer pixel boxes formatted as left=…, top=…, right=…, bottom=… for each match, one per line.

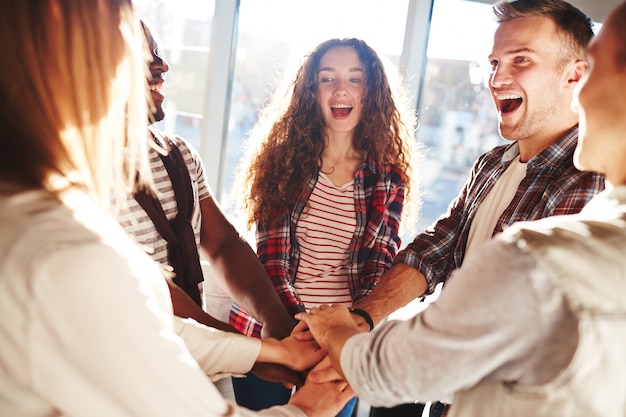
left=133, top=0, right=215, bottom=151
left=415, top=0, right=502, bottom=233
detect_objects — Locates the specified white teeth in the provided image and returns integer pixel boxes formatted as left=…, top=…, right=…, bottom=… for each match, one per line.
left=496, top=94, right=521, bottom=100
left=331, top=104, right=352, bottom=109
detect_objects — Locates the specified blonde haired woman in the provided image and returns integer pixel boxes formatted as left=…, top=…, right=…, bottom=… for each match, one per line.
left=0, top=1, right=351, bottom=416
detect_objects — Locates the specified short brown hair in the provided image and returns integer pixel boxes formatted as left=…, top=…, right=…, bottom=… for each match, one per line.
left=493, top=0, right=594, bottom=61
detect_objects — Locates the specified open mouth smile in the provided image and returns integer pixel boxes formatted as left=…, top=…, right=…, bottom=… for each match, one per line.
left=497, top=94, right=522, bottom=114
left=148, top=78, right=164, bottom=92
left=331, top=103, right=353, bottom=117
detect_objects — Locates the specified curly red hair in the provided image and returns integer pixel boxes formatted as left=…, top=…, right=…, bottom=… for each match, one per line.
left=239, top=38, right=418, bottom=228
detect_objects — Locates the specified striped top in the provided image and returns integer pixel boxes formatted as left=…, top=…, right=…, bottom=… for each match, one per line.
left=117, top=128, right=211, bottom=267
left=294, top=172, right=356, bottom=310
left=230, top=155, right=406, bottom=337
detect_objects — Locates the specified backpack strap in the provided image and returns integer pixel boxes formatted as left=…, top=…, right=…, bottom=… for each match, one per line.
left=133, top=131, right=204, bottom=305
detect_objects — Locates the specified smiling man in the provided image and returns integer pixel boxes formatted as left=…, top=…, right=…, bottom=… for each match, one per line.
left=117, top=21, right=295, bottom=340
left=356, top=1, right=606, bottom=416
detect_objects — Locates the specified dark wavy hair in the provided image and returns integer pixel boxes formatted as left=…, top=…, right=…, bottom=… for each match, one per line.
left=238, top=38, right=417, bottom=228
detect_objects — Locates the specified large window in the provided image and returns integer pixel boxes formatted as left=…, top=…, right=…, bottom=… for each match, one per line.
left=413, top=0, right=501, bottom=233
left=388, top=0, right=500, bottom=323
left=134, top=0, right=215, bottom=151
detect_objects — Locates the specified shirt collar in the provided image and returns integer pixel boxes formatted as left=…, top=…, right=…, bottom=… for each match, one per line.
left=500, top=126, right=578, bottom=170
left=362, top=153, right=377, bottom=175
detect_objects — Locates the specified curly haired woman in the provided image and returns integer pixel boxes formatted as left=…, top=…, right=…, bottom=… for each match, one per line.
left=230, top=38, right=421, bottom=415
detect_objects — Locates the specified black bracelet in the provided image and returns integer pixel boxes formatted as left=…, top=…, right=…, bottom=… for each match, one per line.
left=349, top=308, right=374, bottom=331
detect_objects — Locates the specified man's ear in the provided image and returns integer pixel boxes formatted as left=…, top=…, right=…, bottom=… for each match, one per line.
left=568, top=59, right=588, bottom=85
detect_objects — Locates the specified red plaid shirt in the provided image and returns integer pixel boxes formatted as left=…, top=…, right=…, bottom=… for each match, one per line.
left=396, top=127, right=605, bottom=295
left=230, top=155, right=405, bottom=337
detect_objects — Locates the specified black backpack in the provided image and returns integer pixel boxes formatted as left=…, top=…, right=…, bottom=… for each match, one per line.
left=133, top=132, right=204, bottom=305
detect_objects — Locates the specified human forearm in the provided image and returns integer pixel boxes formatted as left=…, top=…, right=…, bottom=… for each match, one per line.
left=173, top=316, right=260, bottom=378
left=352, top=263, right=427, bottom=325
left=198, top=197, right=295, bottom=338
left=204, top=232, right=295, bottom=338
left=344, top=241, right=546, bottom=406
left=167, top=280, right=239, bottom=333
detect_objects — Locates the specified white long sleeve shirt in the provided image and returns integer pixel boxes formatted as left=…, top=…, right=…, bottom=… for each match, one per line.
left=341, top=187, right=626, bottom=416
left=0, top=186, right=305, bottom=417
left=342, top=237, right=570, bottom=406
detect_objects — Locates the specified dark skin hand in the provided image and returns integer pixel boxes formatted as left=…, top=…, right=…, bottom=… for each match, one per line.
left=250, top=362, right=306, bottom=388
left=167, top=280, right=237, bottom=332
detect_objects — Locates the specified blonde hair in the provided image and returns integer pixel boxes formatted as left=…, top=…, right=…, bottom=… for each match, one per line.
left=0, top=0, right=152, bottom=208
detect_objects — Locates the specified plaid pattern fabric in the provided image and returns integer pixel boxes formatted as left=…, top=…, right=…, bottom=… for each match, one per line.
left=230, top=155, right=405, bottom=337
left=396, top=127, right=605, bottom=295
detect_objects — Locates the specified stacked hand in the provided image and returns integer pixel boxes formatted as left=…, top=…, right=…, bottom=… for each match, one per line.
left=253, top=304, right=368, bottom=416
left=255, top=331, right=326, bottom=387
left=294, top=304, right=365, bottom=381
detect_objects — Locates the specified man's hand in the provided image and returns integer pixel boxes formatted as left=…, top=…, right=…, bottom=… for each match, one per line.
left=295, top=305, right=362, bottom=351
left=261, top=319, right=296, bottom=340
left=295, top=305, right=363, bottom=377
left=349, top=311, right=373, bottom=332
left=278, top=333, right=327, bottom=371
left=289, top=378, right=354, bottom=417
left=250, top=362, right=305, bottom=388
left=306, top=355, right=345, bottom=384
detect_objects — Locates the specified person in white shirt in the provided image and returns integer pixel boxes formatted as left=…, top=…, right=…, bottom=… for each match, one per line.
left=0, top=1, right=352, bottom=416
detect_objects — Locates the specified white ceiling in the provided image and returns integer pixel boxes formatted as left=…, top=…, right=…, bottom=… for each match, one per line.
left=471, top=0, right=621, bottom=23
